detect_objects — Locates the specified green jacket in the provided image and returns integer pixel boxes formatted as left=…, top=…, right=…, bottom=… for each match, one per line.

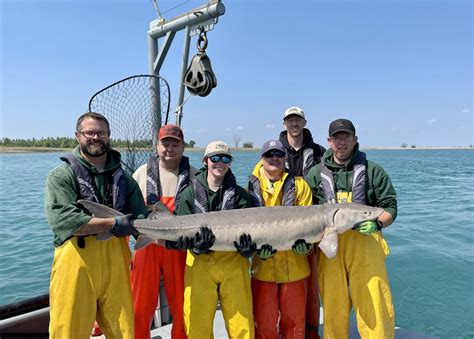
left=44, top=146, right=148, bottom=247
left=305, top=144, right=398, bottom=220
left=175, top=167, right=252, bottom=216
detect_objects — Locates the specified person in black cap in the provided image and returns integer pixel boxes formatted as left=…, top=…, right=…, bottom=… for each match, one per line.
left=278, top=106, right=325, bottom=338
left=305, top=118, right=398, bottom=339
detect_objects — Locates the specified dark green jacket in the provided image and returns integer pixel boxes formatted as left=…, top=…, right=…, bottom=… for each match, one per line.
left=175, top=167, right=252, bottom=216
left=44, top=146, right=148, bottom=247
left=305, top=144, right=397, bottom=220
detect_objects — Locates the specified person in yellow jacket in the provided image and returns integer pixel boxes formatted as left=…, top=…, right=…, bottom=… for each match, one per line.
left=247, top=140, right=314, bottom=339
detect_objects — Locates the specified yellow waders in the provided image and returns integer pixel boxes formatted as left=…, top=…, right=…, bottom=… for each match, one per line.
left=49, top=236, right=134, bottom=339
left=318, top=230, right=394, bottom=339
left=184, top=251, right=254, bottom=339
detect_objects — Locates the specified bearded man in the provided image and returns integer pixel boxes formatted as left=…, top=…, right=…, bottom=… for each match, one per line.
left=44, top=111, right=147, bottom=338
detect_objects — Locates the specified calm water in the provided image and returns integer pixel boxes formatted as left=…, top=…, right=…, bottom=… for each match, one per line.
left=0, top=149, right=473, bottom=338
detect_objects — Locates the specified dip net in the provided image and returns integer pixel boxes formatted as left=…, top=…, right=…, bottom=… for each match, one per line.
left=88, top=75, right=170, bottom=173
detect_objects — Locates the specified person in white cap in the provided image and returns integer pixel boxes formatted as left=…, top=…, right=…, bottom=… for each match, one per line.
left=175, top=141, right=256, bottom=339
left=279, top=106, right=325, bottom=338
left=279, top=106, right=325, bottom=177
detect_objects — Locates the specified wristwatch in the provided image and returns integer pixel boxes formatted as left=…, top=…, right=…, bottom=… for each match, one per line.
left=376, top=219, right=384, bottom=231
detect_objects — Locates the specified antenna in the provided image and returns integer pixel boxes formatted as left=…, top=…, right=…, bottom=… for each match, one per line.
left=151, top=0, right=163, bottom=21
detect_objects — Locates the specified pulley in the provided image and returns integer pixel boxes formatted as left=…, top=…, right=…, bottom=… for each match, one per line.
left=183, top=31, right=217, bottom=97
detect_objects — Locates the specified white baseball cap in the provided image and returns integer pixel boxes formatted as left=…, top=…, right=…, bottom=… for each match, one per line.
left=283, top=106, right=306, bottom=120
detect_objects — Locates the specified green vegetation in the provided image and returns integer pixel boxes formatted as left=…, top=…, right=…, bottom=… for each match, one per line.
left=0, top=137, right=196, bottom=149
left=1, top=137, right=78, bottom=148
left=242, top=142, right=254, bottom=148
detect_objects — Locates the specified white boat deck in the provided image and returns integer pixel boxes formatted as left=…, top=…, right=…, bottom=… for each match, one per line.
left=149, top=308, right=435, bottom=339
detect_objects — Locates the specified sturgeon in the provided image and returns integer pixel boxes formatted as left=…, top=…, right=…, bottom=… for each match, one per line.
left=78, top=200, right=383, bottom=258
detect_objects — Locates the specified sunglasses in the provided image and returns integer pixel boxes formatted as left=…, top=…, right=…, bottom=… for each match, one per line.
left=209, top=155, right=232, bottom=164
left=263, top=150, right=286, bottom=158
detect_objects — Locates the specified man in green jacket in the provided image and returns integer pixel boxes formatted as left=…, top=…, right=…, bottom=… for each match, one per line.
left=305, top=118, right=398, bottom=339
left=44, top=112, right=147, bottom=339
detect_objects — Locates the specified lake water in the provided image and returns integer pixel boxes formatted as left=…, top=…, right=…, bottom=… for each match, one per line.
left=0, top=149, right=473, bottom=338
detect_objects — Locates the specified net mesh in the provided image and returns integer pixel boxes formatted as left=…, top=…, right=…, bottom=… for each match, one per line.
left=88, top=75, right=170, bottom=174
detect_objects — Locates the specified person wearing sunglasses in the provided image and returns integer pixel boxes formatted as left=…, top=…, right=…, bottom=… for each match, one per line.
left=279, top=106, right=325, bottom=338
left=130, top=124, right=197, bottom=339
left=175, top=140, right=256, bottom=339
left=247, top=140, right=314, bottom=339
left=44, top=112, right=148, bottom=338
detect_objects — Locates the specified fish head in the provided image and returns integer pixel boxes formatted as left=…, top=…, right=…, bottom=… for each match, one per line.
left=330, top=203, right=384, bottom=233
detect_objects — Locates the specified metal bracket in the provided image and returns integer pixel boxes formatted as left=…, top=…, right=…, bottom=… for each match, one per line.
left=189, top=18, right=217, bottom=36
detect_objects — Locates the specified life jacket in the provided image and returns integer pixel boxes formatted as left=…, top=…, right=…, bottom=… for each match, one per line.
left=285, top=147, right=314, bottom=177
left=145, top=155, right=191, bottom=210
left=319, top=151, right=367, bottom=204
left=60, top=154, right=128, bottom=212
left=248, top=173, right=296, bottom=207
left=280, top=129, right=325, bottom=177
left=192, top=175, right=236, bottom=213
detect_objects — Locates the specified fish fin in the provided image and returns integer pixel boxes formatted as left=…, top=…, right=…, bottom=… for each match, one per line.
left=153, top=201, right=172, bottom=213
left=318, top=228, right=338, bottom=259
left=134, top=235, right=157, bottom=250
left=96, top=231, right=114, bottom=240
left=147, top=201, right=173, bottom=220
left=78, top=200, right=123, bottom=218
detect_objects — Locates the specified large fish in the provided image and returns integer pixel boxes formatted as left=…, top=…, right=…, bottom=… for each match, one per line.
left=78, top=200, right=383, bottom=258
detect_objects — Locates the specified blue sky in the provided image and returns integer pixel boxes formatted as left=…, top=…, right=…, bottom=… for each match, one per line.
left=1, top=0, right=472, bottom=148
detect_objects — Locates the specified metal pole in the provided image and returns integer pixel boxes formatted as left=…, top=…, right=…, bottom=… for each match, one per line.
left=148, top=1, right=225, bottom=129
left=148, top=2, right=225, bottom=39
left=176, top=25, right=191, bottom=127
left=148, top=34, right=161, bottom=148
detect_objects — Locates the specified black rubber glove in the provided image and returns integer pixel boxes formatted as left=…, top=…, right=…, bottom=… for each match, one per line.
left=257, top=244, right=277, bottom=260
left=292, top=239, right=313, bottom=255
left=110, top=214, right=138, bottom=238
left=192, top=226, right=215, bottom=254
left=233, top=233, right=257, bottom=258
left=165, top=236, right=194, bottom=251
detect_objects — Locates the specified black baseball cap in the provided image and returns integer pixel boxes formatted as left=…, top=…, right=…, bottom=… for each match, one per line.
left=329, top=119, right=356, bottom=136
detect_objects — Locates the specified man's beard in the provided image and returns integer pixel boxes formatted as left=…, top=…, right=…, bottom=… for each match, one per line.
left=80, top=140, right=110, bottom=157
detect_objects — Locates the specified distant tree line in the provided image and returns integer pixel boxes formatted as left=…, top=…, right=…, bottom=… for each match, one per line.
left=401, top=143, right=416, bottom=149
left=0, top=137, right=78, bottom=148
left=0, top=137, right=197, bottom=149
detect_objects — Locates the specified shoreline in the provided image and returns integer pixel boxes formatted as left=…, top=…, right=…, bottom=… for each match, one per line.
left=0, top=146, right=472, bottom=154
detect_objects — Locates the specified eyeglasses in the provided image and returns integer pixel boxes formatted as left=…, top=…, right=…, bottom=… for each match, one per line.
left=209, top=155, right=232, bottom=164
left=77, top=130, right=109, bottom=138
left=263, top=150, right=286, bottom=158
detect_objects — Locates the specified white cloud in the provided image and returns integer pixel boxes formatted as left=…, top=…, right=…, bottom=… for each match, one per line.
left=225, top=126, right=244, bottom=132
left=427, top=119, right=437, bottom=125
left=265, top=124, right=276, bottom=129
left=462, top=108, right=471, bottom=113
